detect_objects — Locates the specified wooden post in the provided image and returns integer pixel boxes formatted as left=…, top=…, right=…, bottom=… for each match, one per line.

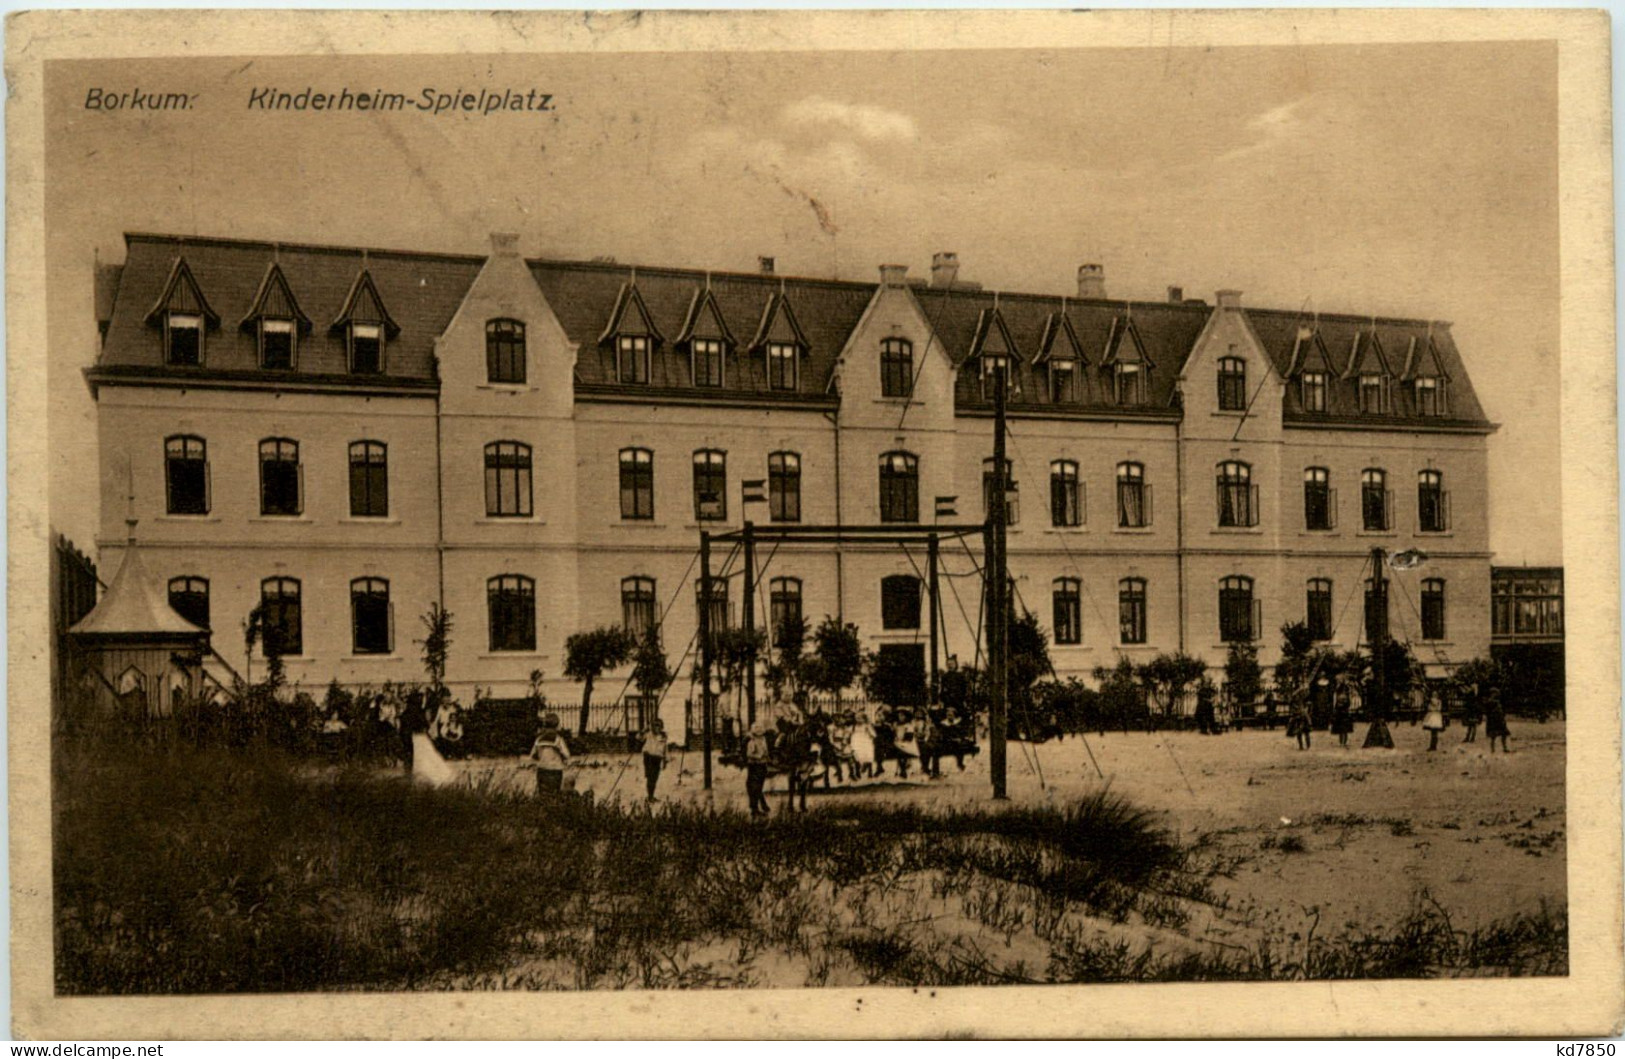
left=743, top=520, right=757, bottom=727
left=928, top=534, right=941, bottom=705
left=700, top=531, right=713, bottom=791
left=990, top=365, right=1009, bottom=800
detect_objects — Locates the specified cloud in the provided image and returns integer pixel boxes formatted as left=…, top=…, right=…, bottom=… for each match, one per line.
left=782, top=96, right=918, bottom=142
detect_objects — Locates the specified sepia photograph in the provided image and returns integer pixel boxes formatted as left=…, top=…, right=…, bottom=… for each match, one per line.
left=7, top=7, right=1620, bottom=1040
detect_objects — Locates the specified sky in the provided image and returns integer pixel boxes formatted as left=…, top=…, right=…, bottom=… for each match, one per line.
left=43, top=40, right=1560, bottom=562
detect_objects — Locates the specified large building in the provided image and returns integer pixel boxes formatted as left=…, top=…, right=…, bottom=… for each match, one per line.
left=85, top=231, right=1495, bottom=721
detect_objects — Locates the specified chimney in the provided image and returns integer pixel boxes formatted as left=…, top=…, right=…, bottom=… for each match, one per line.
left=1167, top=285, right=1184, bottom=304
left=879, top=264, right=909, bottom=288
left=758, top=256, right=776, bottom=275
left=1216, top=289, right=1243, bottom=309
left=1077, top=263, right=1106, bottom=299
left=931, top=251, right=960, bottom=289
left=489, top=231, right=520, bottom=257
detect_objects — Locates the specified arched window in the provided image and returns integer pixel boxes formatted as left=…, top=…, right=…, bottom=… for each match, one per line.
left=486, top=319, right=526, bottom=384
left=167, top=576, right=209, bottom=629
left=1303, top=467, right=1332, bottom=531
left=695, top=576, right=730, bottom=632
left=878, top=451, right=918, bottom=523
left=1116, top=462, right=1148, bottom=528
left=1050, top=459, right=1081, bottom=527
left=1364, top=576, right=1389, bottom=645
left=1217, top=356, right=1247, bottom=411
left=1421, top=579, right=1446, bottom=641
left=769, top=577, right=803, bottom=647
left=1219, top=575, right=1255, bottom=643
left=621, top=576, right=657, bottom=639
left=881, top=338, right=913, bottom=398
left=1119, top=578, right=1147, bottom=644
left=1053, top=577, right=1082, bottom=645
left=1418, top=469, right=1447, bottom=533
left=164, top=435, right=209, bottom=515
left=484, top=441, right=533, bottom=517
left=692, top=449, right=727, bottom=521
left=881, top=574, right=922, bottom=630
left=350, top=577, right=392, bottom=655
left=348, top=441, right=388, bottom=518
left=1361, top=468, right=1389, bottom=531
left=1306, top=578, right=1333, bottom=641
left=1216, top=461, right=1255, bottom=528
left=768, top=451, right=801, bottom=522
left=982, top=458, right=1018, bottom=524
left=259, top=577, right=302, bottom=656
left=258, top=438, right=302, bottom=517
left=619, top=448, right=654, bottom=520
left=487, top=574, right=536, bottom=652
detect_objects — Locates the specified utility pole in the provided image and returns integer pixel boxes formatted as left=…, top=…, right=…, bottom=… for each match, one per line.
left=742, top=520, right=757, bottom=727
left=1371, top=546, right=1388, bottom=716
left=699, top=530, right=713, bottom=791
left=989, top=363, right=1009, bottom=800
left=928, top=534, right=941, bottom=706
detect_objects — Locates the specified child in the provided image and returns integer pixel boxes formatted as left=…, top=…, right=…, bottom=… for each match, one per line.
left=527, top=713, right=572, bottom=795
left=1460, top=684, right=1482, bottom=744
left=1287, top=696, right=1312, bottom=750
left=745, top=721, right=771, bottom=817
left=639, top=718, right=668, bottom=802
left=1331, top=684, right=1354, bottom=748
left=1422, top=688, right=1446, bottom=751
left=1483, top=687, right=1511, bottom=753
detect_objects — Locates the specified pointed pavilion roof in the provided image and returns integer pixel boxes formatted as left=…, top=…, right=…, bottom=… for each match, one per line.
left=68, top=543, right=206, bottom=640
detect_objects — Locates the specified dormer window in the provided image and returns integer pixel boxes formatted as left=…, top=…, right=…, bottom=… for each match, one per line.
left=1050, top=359, right=1077, bottom=403
left=259, top=318, right=295, bottom=370
left=980, top=354, right=1011, bottom=400
left=1217, top=356, right=1247, bottom=411
left=349, top=323, right=383, bottom=374
left=693, top=338, right=724, bottom=388
left=1359, top=373, right=1386, bottom=414
left=1415, top=376, right=1443, bottom=416
left=618, top=334, right=650, bottom=384
left=1301, top=371, right=1327, bottom=413
left=166, top=312, right=202, bottom=366
left=1114, top=362, right=1143, bottom=406
left=486, top=319, right=526, bottom=384
left=767, top=342, right=798, bottom=391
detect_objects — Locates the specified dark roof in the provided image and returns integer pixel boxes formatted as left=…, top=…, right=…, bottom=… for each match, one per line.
left=533, top=263, right=872, bottom=394
left=93, top=233, right=1490, bottom=428
left=1247, top=309, right=1488, bottom=424
left=920, top=289, right=1208, bottom=411
left=98, top=234, right=481, bottom=380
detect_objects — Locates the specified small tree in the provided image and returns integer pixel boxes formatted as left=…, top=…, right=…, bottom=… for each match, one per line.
left=1093, top=656, right=1146, bottom=731
left=418, top=603, right=454, bottom=714
left=1007, top=610, right=1053, bottom=717
left=803, top=616, right=863, bottom=711
left=1364, top=638, right=1418, bottom=719
left=1223, top=641, right=1263, bottom=710
left=860, top=648, right=927, bottom=708
left=564, top=626, right=635, bottom=734
left=1137, top=652, right=1208, bottom=718
left=1273, top=620, right=1318, bottom=699
left=763, top=612, right=808, bottom=703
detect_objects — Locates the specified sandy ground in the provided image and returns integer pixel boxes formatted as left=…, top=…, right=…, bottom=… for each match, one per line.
left=449, top=718, right=1566, bottom=936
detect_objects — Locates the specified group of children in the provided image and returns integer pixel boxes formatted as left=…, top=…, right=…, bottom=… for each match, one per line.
left=1284, top=683, right=1511, bottom=753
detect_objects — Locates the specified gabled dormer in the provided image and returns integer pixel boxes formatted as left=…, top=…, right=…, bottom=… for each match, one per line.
left=598, top=276, right=663, bottom=385
left=1100, top=312, right=1154, bottom=407
left=1400, top=330, right=1452, bottom=417
left=968, top=304, right=1021, bottom=399
left=1036, top=304, right=1089, bottom=404
left=145, top=256, right=219, bottom=367
left=239, top=262, right=311, bottom=371
left=749, top=289, right=809, bottom=392
left=331, top=268, right=400, bottom=375
left=674, top=283, right=735, bottom=388
left=1343, top=326, right=1393, bottom=414
left=1287, top=325, right=1336, bottom=413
